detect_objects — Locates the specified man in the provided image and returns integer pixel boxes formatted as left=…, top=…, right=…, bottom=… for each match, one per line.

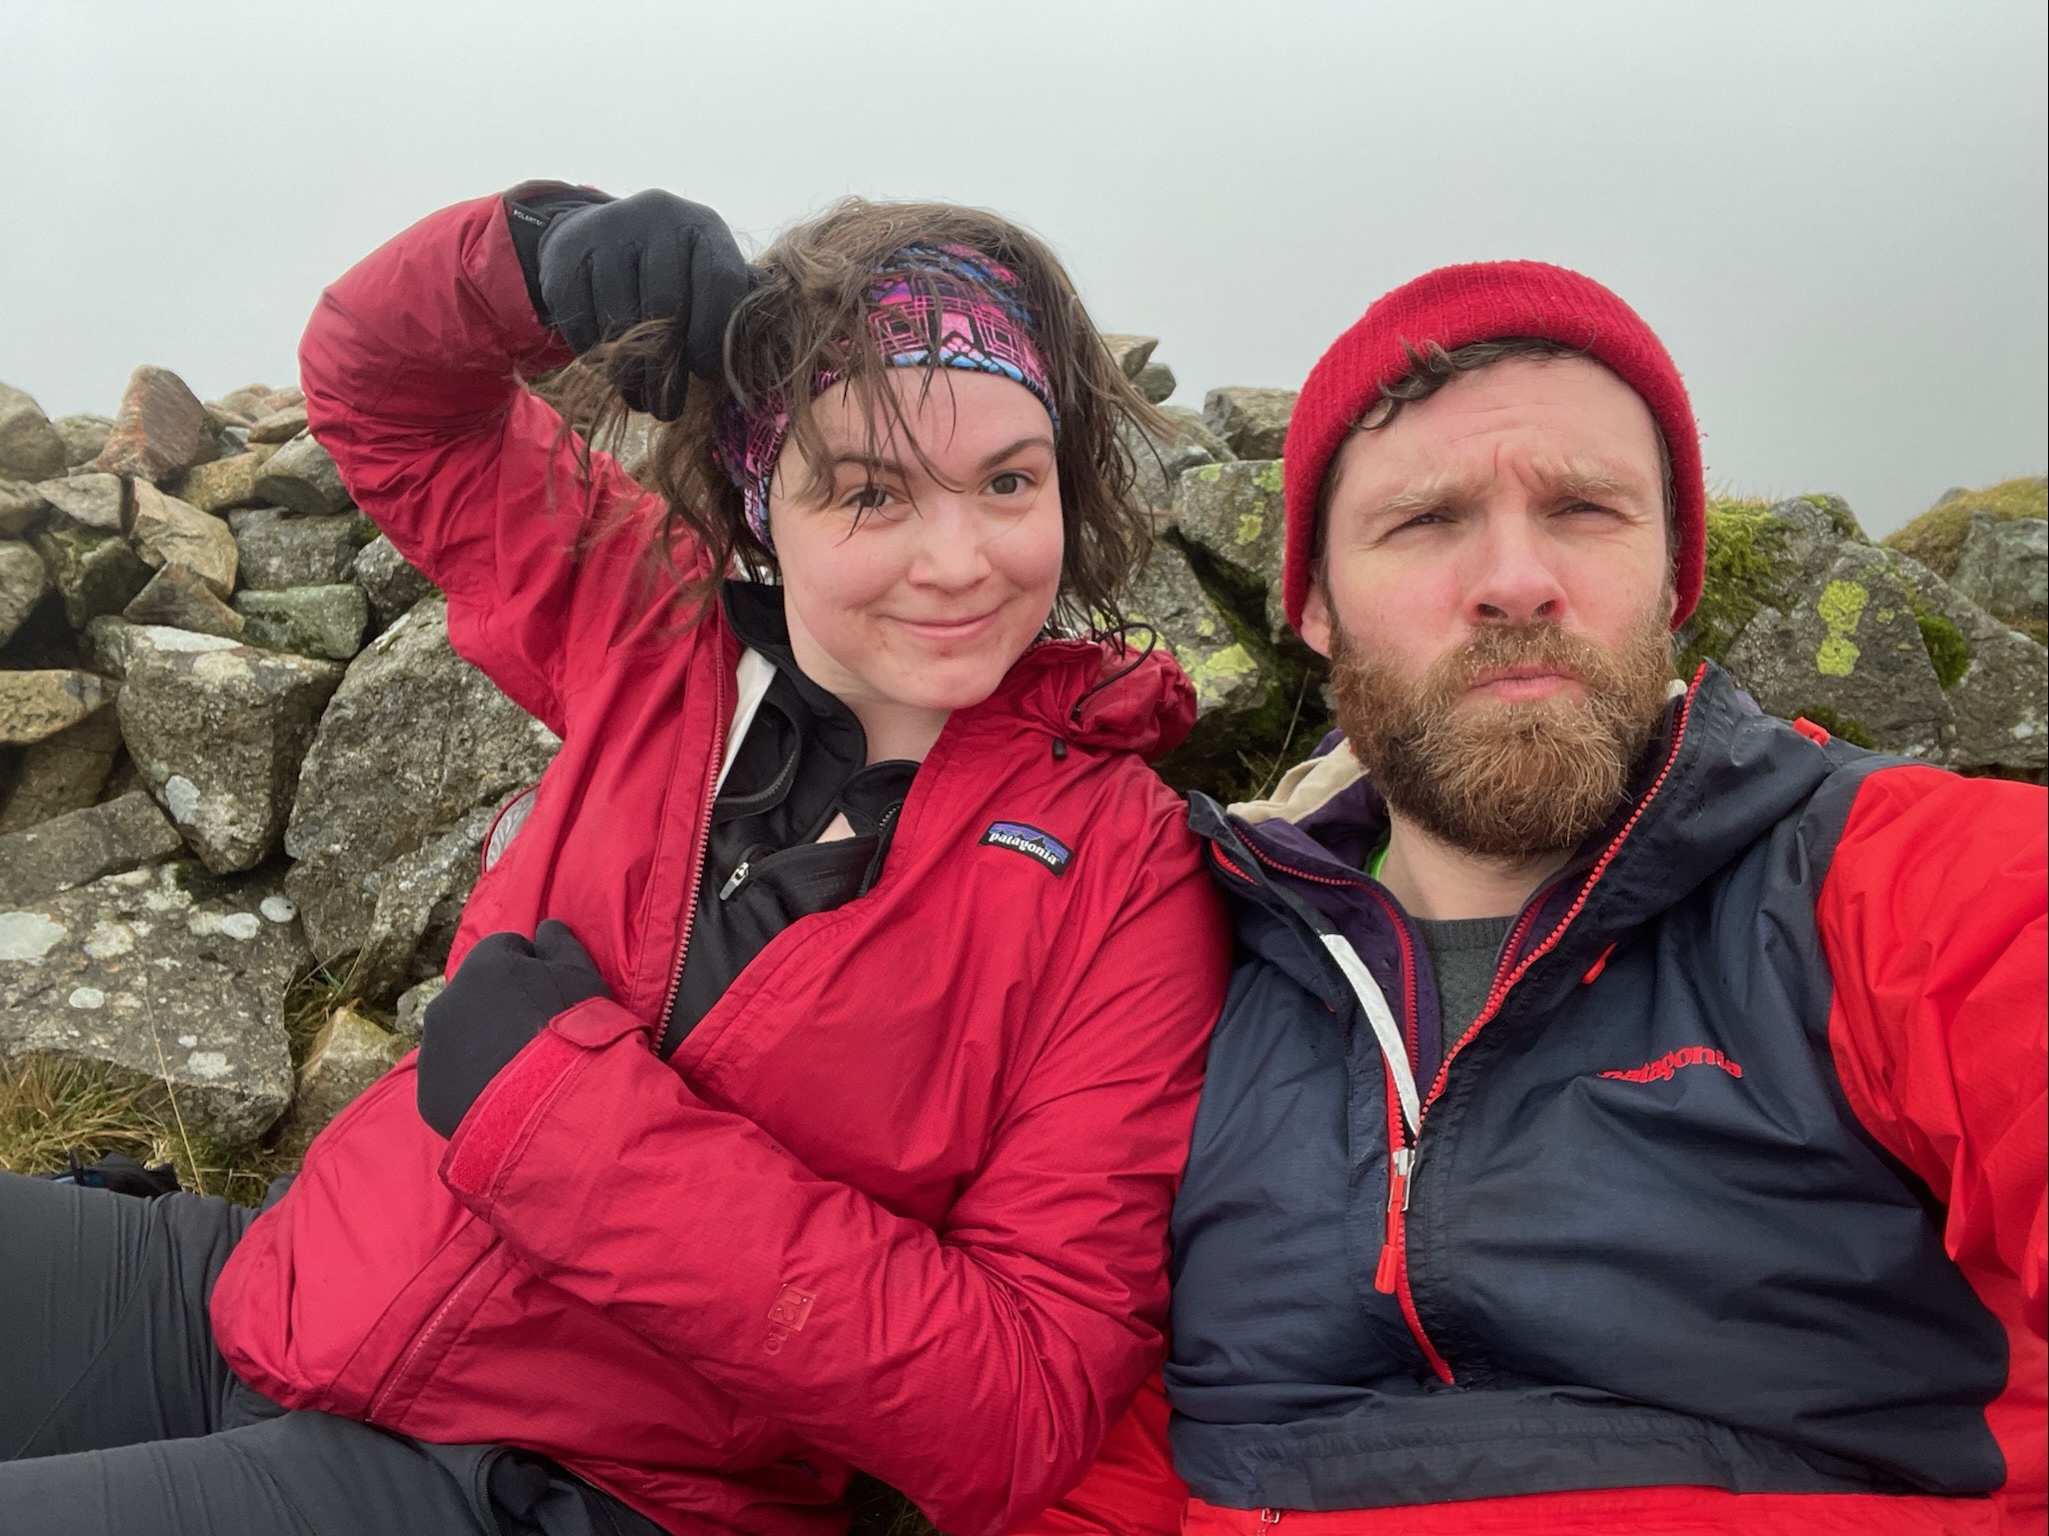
left=1022, top=262, right=2045, bottom=1534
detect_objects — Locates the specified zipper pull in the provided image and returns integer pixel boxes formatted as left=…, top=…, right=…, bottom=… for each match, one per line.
left=1259, top=1511, right=1283, bottom=1526
left=718, top=859, right=751, bottom=901
left=1373, top=1147, right=1413, bottom=1295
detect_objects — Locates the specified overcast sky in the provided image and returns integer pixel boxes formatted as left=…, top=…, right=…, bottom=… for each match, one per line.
left=3, top=0, right=2043, bottom=535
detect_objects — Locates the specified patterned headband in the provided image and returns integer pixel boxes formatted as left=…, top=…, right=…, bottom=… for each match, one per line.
left=714, top=244, right=1059, bottom=551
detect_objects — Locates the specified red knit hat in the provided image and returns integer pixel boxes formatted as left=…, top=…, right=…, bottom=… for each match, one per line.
left=1281, top=260, right=1705, bottom=632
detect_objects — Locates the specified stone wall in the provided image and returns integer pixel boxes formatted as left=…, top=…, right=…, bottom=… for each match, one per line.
left=3, top=353, right=2044, bottom=1172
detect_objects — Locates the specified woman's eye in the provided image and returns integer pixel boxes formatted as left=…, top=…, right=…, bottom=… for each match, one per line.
left=987, top=471, right=1030, bottom=497
left=843, top=484, right=893, bottom=511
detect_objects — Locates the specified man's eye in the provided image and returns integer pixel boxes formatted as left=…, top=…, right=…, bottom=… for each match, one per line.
left=843, top=485, right=893, bottom=511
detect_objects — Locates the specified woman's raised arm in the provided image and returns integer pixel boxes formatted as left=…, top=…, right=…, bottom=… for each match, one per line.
left=299, top=189, right=738, bottom=733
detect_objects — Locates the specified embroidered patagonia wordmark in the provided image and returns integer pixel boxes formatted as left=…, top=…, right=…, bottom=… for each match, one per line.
left=764, top=1284, right=815, bottom=1355
left=979, top=820, right=1072, bottom=876
left=1601, top=1046, right=1744, bottom=1084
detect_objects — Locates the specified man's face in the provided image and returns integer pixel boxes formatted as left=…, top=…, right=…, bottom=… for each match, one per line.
left=1302, top=356, right=1677, bottom=857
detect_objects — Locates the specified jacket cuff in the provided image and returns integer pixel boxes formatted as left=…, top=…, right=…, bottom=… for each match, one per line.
left=439, top=996, right=642, bottom=1207
left=501, top=181, right=614, bottom=330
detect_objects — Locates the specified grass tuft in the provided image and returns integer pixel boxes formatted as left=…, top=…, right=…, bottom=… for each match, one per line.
left=1882, top=478, right=2047, bottom=581
left=0, top=1056, right=173, bottom=1176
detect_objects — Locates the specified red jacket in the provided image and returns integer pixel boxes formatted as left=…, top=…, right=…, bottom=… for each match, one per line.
left=207, top=196, right=1230, bottom=1536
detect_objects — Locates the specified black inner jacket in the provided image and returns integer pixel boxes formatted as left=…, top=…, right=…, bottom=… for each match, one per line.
left=657, top=582, right=917, bottom=1058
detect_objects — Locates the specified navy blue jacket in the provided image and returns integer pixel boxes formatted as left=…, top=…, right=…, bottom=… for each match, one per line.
left=1164, top=665, right=2028, bottom=1513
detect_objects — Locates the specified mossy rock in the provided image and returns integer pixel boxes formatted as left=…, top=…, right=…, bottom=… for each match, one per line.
left=1675, top=497, right=1797, bottom=676
left=1914, top=611, right=1971, bottom=691
left=1882, top=477, right=2046, bottom=581
left=1787, top=704, right=1876, bottom=749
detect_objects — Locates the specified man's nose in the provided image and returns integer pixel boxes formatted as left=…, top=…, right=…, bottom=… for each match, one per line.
left=1464, top=510, right=1567, bottom=626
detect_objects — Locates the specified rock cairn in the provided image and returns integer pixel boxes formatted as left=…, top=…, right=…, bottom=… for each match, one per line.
left=2, top=354, right=2044, bottom=1173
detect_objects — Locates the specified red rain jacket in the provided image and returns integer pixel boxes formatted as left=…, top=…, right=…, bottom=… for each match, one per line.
left=207, top=195, right=1229, bottom=1536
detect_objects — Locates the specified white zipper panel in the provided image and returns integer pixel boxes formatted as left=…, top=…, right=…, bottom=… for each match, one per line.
left=1322, top=931, right=1421, bottom=1134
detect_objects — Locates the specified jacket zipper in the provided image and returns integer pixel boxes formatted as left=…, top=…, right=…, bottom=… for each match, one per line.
left=657, top=646, right=731, bottom=1034
left=1227, top=669, right=1703, bottom=1380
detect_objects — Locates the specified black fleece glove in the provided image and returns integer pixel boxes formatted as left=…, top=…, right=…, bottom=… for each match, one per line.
left=503, top=181, right=752, bottom=420
left=415, top=919, right=611, bottom=1139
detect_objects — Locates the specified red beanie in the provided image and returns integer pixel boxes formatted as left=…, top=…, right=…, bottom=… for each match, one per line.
left=1281, top=260, right=1705, bottom=633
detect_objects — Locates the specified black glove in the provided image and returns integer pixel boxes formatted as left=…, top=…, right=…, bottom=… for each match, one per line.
left=415, top=919, right=611, bottom=1138
left=504, top=181, right=752, bottom=420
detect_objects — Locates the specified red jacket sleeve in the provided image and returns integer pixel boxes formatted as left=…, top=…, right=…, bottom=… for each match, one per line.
left=299, top=194, right=670, bottom=734
left=1003, top=1373, right=1187, bottom=1535
left=1818, top=765, right=2047, bottom=1521
left=436, top=843, right=1228, bottom=1536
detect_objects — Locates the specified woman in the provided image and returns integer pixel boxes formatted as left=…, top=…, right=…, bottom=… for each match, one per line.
left=0, top=183, right=1228, bottom=1536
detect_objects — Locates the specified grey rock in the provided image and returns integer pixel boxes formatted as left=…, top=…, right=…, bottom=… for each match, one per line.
left=0, top=792, right=183, bottom=907
left=36, top=473, right=125, bottom=532
left=253, top=433, right=352, bottom=516
left=274, top=1004, right=409, bottom=1159
left=0, top=709, right=124, bottom=833
left=0, top=384, right=67, bottom=481
left=1098, top=334, right=1159, bottom=380
left=0, top=480, right=47, bottom=537
left=348, top=534, right=437, bottom=628
left=348, top=803, right=495, bottom=1003
left=0, top=670, right=115, bottom=747
left=234, top=584, right=368, bottom=661
left=1121, top=538, right=1279, bottom=780
left=52, top=414, right=114, bottom=470
left=1133, top=361, right=1176, bottom=404
left=1122, top=404, right=1236, bottom=513
left=130, top=482, right=237, bottom=596
left=34, top=524, right=153, bottom=627
left=1202, top=387, right=1296, bottom=460
left=1723, top=539, right=1952, bottom=760
left=174, top=450, right=274, bottom=515
left=80, top=616, right=147, bottom=681
left=284, top=597, right=560, bottom=963
left=1172, top=459, right=1289, bottom=642
left=123, top=564, right=246, bottom=639
left=0, top=862, right=306, bottom=1144
left=88, top=366, right=220, bottom=483
left=1, top=540, right=50, bottom=648
left=393, top=975, right=445, bottom=1041
left=246, top=404, right=309, bottom=446
left=211, top=384, right=286, bottom=423
left=116, top=628, right=343, bottom=873
left=1884, top=550, right=2047, bottom=774
left=229, top=507, right=376, bottom=590
left=1951, top=513, right=2047, bottom=622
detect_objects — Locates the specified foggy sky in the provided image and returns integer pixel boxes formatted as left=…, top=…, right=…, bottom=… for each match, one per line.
left=3, top=0, right=2043, bottom=536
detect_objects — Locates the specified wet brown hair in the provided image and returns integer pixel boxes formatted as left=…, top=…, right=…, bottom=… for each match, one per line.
left=549, top=198, right=1168, bottom=633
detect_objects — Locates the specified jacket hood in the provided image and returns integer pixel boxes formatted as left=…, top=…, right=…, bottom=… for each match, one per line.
left=973, top=635, right=1198, bottom=762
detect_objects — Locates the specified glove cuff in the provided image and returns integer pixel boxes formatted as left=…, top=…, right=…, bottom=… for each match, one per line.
left=502, top=181, right=614, bottom=328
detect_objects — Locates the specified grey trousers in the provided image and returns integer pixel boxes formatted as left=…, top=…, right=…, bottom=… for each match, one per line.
left=0, top=1172, right=660, bottom=1536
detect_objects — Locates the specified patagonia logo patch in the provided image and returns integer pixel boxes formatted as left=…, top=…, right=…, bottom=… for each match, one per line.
left=979, top=820, right=1072, bottom=876
left=1600, top=1046, right=1743, bottom=1084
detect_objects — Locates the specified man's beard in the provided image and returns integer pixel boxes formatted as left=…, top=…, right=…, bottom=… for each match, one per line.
left=1329, top=607, right=1676, bottom=861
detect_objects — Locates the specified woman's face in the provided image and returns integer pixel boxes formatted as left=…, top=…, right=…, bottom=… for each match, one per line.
left=768, top=368, right=1064, bottom=758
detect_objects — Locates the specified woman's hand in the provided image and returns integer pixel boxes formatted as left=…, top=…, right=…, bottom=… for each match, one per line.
left=504, top=181, right=754, bottom=419
left=415, top=919, right=612, bottom=1138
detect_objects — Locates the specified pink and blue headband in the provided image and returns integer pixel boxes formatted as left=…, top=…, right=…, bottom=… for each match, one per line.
left=715, top=244, right=1058, bottom=550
